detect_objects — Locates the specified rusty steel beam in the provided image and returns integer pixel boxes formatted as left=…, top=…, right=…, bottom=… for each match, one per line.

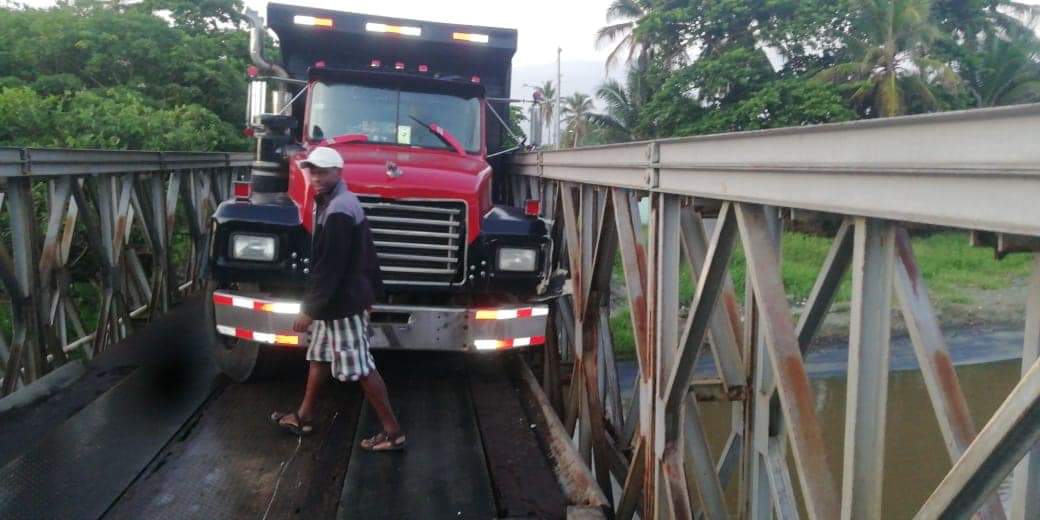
left=1011, top=257, right=1040, bottom=520
left=765, top=438, right=799, bottom=520
left=916, top=357, right=1040, bottom=519
left=683, top=394, right=729, bottom=519
left=649, top=192, right=691, bottom=519
left=679, top=207, right=745, bottom=396
left=663, top=203, right=738, bottom=433
left=516, top=358, right=610, bottom=512
left=0, top=150, right=237, bottom=395
left=736, top=203, right=840, bottom=520
left=893, top=228, right=1008, bottom=520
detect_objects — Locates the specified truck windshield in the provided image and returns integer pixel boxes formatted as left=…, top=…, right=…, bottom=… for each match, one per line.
left=307, top=81, right=482, bottom=153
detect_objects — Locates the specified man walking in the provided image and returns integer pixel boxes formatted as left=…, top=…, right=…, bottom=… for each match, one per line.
left=270, top=146, right=406, bottom=452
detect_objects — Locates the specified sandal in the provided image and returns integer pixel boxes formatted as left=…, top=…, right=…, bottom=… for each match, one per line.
left=270, top=411, right=314, bottom=436
left=361, top=430, right=407, bottom=452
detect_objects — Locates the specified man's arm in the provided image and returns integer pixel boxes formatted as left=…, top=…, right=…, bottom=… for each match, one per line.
left=301, top=213, right=354, bottom=318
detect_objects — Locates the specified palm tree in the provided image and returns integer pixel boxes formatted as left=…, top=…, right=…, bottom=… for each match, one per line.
left=561, top=93, right=595, bottom=148
left=533, top=80, right=557, bottom=143
left=968, top=33, right=1040, bottom=107
left=816, top=0, right=959, bottom=117
left=595, top=0, right=655, bottom=71
left=588, top=65, right=654, bottom=142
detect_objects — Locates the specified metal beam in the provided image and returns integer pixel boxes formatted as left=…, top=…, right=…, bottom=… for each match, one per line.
left=680, top=208, right=745, bottom=395
left=683, top=394, right=729, bottom=519
left=664, top=203, right=738, bottom=431
left=841, top=218, right=895, bottom=520
left=0, top=148, right=252, bottom=177
left=1011, top=257, right=1040, bottom=520
left=892, top=227, right=1007, bottom=520
left=915, top=357, right=1040, bottom=519
left=736, top=203, right=840, bottom=520
left=516, top=104, right=1040, bottom=236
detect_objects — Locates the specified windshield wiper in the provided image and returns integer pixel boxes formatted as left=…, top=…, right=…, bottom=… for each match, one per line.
left=314, top=133, right=369, bottom=146
left=408, top=115, right=466, bottom=156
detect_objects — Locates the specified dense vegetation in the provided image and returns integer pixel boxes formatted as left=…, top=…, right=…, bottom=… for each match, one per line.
left=0, top=0, right=252, bottom=151
left=535, top=0, right=1040, bottom=147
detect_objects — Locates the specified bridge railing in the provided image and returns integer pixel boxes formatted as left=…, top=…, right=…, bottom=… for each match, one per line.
left=508, top=104, right=1040, bottom=519
left=0, top=148, right=251, bottom=396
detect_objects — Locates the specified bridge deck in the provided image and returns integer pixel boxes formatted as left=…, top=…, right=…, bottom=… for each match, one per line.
left=0, top=301, right=568, bottom=519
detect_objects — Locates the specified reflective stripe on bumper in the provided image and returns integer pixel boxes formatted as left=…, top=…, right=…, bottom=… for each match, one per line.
left=211, top=291, right=549, bottom=352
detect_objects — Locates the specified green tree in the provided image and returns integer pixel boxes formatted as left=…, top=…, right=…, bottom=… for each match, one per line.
left=561, top=93, right=595, bottom=148
left=0, top=1, right=251, bottom=150
left=967, top=33, right=1040, bottom=106
left=595, top=0, right=658, bottom=71
left=589, top=63, right=657, bottom=142
left=816, top=0, right=959, bottom=117
left=504, top=105, right=529, bottom=148
left=693, top=79, right=856, bottom=134
left=534, top=80, right=557, bottom=142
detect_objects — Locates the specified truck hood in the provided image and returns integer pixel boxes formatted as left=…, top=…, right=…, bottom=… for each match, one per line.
left=288, top=144, right=493, bottom=242
left=337, top=146, right=489, bottom=197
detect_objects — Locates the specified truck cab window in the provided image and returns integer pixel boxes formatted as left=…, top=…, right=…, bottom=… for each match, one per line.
left=308, top=81, right=481, bottom=153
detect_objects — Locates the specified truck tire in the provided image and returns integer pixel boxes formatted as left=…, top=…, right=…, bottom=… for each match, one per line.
left=204, top=281, right=260, bottom=382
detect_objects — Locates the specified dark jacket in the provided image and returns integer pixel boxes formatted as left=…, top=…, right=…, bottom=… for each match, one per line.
left=302, top=181, right=384, bottom=319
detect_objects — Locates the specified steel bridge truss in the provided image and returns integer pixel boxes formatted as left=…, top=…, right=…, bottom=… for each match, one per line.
left=509, top=104, right=1040, bottom=519
left=0, top=149, right=251, bottom=396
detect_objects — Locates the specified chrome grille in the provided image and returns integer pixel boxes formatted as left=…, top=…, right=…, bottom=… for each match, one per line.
left=359, top=197, right=466, bottom=286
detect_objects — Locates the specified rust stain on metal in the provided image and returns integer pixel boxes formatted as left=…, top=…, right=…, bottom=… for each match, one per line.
left=780, top=354, right=839, bottom=515
left=781, top=355, right=817, bottom=427
left=932, top=350, right=976, bottom=446
left=723, top=292, right=743, bottom=346
left=39, top=242, right=58, bottom=276
left=516, top=359, right=609, bottom=509
left=895, top=231, right=920, bottom=295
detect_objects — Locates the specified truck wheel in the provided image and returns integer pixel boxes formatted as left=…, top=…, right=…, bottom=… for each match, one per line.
left=204, top=282, right=260, bottom=382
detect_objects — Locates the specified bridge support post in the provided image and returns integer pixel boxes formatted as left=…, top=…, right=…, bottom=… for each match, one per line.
left=841, top=218, right=895, bottom=519
left=1011, top=256, right=1040, bottom=520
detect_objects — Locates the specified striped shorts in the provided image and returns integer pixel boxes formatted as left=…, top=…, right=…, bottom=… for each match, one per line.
left=306, top=312, right=376, bottom=382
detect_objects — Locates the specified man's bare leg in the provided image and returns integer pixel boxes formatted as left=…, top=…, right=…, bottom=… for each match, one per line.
left=359, top=369, right=401, bottom=434
left=290, top=361, right=328, bottom=424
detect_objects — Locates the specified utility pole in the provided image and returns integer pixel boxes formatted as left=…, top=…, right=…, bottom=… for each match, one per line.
left=555, top=47, right=562, bottom=149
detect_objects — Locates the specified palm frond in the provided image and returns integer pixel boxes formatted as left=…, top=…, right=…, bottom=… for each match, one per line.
left=816, top=62, right=874, bottom=83
left=1000, top=79, right=1040, bottom=105
left=595, top=21, right=635, bottom=48
left=901, top=75, right=939, bottom=111
left=605, top=0, right=646, bottom=22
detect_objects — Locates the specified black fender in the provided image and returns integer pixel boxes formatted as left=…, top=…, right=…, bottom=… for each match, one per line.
left=209, top=195, right=310, bottom=287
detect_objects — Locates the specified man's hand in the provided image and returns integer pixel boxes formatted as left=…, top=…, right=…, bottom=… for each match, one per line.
left=293, top=313, right=314, bottom=332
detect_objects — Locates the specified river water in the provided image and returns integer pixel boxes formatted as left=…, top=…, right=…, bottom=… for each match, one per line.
left=616, top=327, right=1026, bottom=518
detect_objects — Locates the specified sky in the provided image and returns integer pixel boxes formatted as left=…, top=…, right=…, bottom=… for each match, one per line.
left=10, top=0, right=627, bottom=101
left=7, top=0, right=1040, bottom=115
left=241, top=1, right=626, bottom=102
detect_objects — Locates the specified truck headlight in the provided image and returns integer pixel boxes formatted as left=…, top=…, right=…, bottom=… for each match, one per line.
left=497, top=247, right=538, bottom=272
left=230, top=233, right=277, bottom=262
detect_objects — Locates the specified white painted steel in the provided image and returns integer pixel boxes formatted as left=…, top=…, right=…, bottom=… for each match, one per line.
left=515, top=104, right=1040, bottom=236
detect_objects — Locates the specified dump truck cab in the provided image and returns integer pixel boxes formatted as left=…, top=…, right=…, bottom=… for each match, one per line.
left=207, top=4, right=552, bottom=380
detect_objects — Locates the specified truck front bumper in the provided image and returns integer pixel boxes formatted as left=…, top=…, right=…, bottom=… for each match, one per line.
left=211, top=291, right=549, bottom=352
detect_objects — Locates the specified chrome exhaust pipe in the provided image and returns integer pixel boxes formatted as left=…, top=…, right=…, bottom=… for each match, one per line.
left=244, top=9, right=289, bottom=80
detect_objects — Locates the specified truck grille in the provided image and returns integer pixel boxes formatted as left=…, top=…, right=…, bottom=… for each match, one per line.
left=359, top=197, right=466, bottom=287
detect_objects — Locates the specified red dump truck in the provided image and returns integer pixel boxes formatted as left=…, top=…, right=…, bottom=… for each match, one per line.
left=206, top=3, right=553, bottom=379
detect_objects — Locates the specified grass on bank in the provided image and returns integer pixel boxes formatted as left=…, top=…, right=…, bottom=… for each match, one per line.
left=608, top=231, right=1034, bottom=360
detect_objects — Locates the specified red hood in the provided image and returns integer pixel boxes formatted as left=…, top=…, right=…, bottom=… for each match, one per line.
left=288, top=143, right=493, bottom=241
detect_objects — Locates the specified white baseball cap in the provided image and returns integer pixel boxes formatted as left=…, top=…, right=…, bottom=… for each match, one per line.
left=299, top=146, right=344, bottom=169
